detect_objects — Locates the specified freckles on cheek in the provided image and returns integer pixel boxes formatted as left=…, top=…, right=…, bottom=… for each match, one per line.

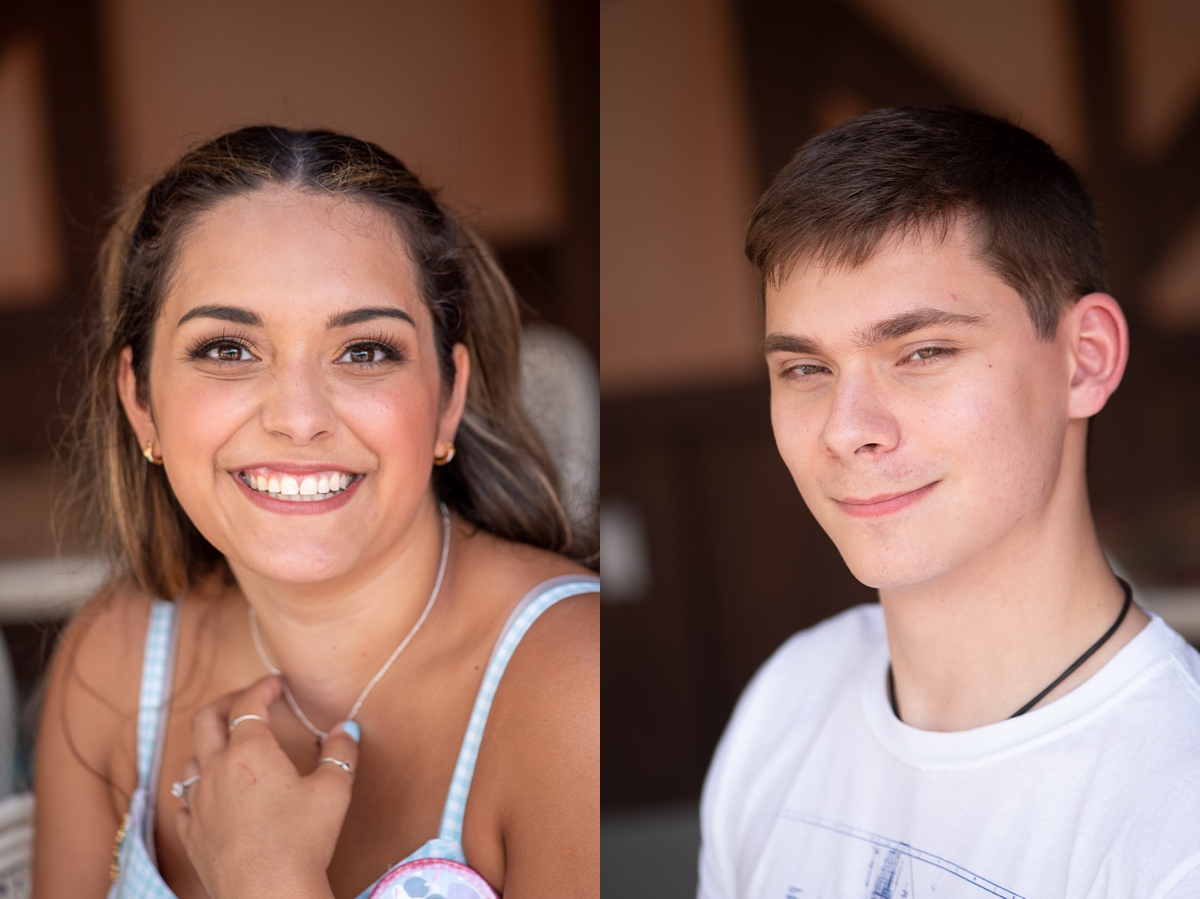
left=179, top=385, right=256, bottom=426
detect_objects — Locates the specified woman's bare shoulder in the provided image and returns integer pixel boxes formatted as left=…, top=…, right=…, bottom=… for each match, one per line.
left=51, top=580, right=160, bottom=709
left=466, top=540, right=599, bottom=894
left=454, top=518, right=598, bottom=589
left=39, top=580, right=161, bottom=776
left=32, top=580, right=164, bottom=895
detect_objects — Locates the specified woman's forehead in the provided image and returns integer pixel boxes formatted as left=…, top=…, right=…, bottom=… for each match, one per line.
left=164, top=188, right=424, bottom=320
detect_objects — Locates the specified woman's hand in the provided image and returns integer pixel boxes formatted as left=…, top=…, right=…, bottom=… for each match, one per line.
left=174, top=675, right=361, bottom=899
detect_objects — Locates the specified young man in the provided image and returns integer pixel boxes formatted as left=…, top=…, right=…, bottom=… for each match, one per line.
left=698, top=107, right=1200, bottom=898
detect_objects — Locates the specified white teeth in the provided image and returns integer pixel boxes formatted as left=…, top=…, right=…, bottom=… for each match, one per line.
left=242, top=470, right=355, bottom=502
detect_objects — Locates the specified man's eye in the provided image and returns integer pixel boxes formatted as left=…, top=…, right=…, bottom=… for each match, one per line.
left=907, top=346, right=954, bottom=363
left=789, top=363, right=830, bottom=377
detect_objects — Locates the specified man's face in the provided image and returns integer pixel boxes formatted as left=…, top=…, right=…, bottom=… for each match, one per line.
left=764, top=225, right=1075, bottom=592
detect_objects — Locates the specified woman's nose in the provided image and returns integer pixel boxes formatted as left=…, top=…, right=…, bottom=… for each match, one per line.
left=259, top=363, right=337, bottom=444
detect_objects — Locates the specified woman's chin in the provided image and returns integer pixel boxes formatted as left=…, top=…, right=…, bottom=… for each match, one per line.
left=224, top=548, right=360, bottom=588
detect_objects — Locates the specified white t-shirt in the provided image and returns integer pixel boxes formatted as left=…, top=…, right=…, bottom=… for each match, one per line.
left=699, top=604, right=1200, bottom=899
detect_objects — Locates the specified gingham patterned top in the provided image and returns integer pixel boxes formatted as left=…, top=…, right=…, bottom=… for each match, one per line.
left=108, top=574, right=599, bottom=898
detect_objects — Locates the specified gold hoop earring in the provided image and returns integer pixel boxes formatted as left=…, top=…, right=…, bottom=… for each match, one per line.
left=142, top=439, right=164, bottom=466
left=433, top=440, right=456, bottom=466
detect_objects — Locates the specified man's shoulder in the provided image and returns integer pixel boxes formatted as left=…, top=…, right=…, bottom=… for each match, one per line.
left=755, top=602, right=886, bottom=687
left=714, top=604, right=884, bottom=756
left=1160, top=619, right=1200, bottom=691
left=701, top=604, right=886, bottom=867
left=1116, top=614, right=1200, bottom=718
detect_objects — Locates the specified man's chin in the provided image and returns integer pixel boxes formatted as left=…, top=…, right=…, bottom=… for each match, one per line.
left=837, top=548, right=941, bottom=593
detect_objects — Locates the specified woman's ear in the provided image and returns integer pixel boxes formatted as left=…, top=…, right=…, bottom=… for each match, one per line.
left=436, top=343, right=471, bottom=446
left=117, top=346, right=157, bottom=445
left=1065, top=293, right=1128, bottom=420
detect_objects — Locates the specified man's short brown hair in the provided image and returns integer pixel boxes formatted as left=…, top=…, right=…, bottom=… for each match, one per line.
left=746, top=106, right=1107, bottom=339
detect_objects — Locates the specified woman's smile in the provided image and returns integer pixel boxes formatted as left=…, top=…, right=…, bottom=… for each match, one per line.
left=238, top=467, right=358, bottom=500
left=232, top=465, right=364, bottom=516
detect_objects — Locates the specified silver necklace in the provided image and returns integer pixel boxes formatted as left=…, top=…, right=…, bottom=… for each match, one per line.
left=249, top=501, right=451, bottom=743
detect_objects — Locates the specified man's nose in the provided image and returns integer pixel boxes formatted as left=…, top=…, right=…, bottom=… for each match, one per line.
left=818, top=369, right=901, bottom=459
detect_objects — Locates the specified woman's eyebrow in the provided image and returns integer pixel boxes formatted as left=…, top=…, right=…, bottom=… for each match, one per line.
left=326, top=306, right=416, bottom=329
left=177, top=304, right=263, bottom=327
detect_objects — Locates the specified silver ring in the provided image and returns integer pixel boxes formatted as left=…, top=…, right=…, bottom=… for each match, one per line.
left=228, top=713, right=269, bottom=733
left=170, top=774, right=200, bottom=807
left=318, top=756, right=353, bottom=776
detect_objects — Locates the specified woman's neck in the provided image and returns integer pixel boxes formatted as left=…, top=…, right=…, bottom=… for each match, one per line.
left=227, top=500, right=453, bottom=730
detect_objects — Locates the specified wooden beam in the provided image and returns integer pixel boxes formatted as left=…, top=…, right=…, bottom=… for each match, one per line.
left=1069, top=0, right=1146, bottom=318
left=1136, top=102, right=1200, bottom=293
left=734, top=0, right=970, bottom=187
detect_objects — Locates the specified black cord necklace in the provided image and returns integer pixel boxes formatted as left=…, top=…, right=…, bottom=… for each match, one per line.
left=887, top=577, right=1134, bottom=722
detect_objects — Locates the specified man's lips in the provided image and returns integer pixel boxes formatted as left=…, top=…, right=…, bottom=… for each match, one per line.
left=833, top=482, right=939, bottom=518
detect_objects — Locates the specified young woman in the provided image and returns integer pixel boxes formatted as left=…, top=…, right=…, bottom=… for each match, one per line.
left=33, top=126, right=598, bottom=898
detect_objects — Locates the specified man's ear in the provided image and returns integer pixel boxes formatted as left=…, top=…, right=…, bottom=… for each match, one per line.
left=1064, top=293, right=1128, bottom=420
left=117, top=346, right=157, bottom=445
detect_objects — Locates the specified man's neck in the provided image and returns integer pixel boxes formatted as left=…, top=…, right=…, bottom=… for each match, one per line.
left=880, top=531, right=1149, bottom=732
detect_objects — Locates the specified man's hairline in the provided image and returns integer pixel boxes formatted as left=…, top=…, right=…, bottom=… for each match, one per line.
left=755, top=218, right=1069, bottom=344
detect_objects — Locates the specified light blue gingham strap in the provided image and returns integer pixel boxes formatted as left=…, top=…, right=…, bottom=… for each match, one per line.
left=437, top=575, right=599, bottom=846
left=135, top=601, right=177, bottom=785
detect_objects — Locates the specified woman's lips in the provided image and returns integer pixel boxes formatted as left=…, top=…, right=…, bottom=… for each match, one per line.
left=231, top=469, right=363, bottom=515
left=834, top=481, right=939, bottom=518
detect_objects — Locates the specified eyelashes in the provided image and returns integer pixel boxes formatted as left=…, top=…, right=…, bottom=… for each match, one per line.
left=340, top=330, right=406, bottom=365
left=186, top=330, right=254, bottom=362
left=905, top=345, right=957, bottom=364
left=776, top=345, right=960, bottom=382
left=184, top=329, right=407, bottom=366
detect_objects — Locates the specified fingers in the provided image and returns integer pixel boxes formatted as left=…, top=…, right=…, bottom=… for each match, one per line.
left=174, top=757, right=200, bottom=850
left=175, top=805, right=192, bottom=853
left=313, top=721, right=362, bottom=788
left=193, top=675, right=282, bottom=763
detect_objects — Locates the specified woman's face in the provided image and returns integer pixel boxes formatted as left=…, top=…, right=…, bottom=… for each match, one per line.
left=119, top=187, right=469, bottom=587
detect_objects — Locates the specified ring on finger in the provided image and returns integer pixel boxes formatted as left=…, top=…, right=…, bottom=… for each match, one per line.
left=319, top=756, right=353, bottom=777
left=228, top=713, right=269, bottom=733
left=170, top=773, right=200, bottom=807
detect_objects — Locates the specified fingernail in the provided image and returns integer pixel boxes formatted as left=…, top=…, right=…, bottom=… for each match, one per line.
left=339, top=721, right=361, bottom=743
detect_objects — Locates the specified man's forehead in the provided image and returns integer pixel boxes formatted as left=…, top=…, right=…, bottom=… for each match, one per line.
left=761, top=230, right=1023, bottom=357
left=764, top=223, right=1015, bottom=315
left=764, top=216, right=968, bottom=293
left=762, top=307, right=992, bottom=358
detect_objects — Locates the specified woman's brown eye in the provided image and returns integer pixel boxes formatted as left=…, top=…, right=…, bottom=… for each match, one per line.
left=350, top=349, right=370, bottom=363
left=218, top=346, right=241, bottom=361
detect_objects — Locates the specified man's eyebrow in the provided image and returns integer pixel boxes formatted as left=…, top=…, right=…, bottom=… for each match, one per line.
left=762, top=333, right=826, bottom=357
left=854, top=308, right=989, bottom=347
left=326, top=306, right=416, bottom=329
left=177, top=305, right=263, bottom=327
left=762, top=308, right=989, bottom=358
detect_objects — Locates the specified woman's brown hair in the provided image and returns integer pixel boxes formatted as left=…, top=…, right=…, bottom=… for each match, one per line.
left=63, top=125, right=588, bottom=599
